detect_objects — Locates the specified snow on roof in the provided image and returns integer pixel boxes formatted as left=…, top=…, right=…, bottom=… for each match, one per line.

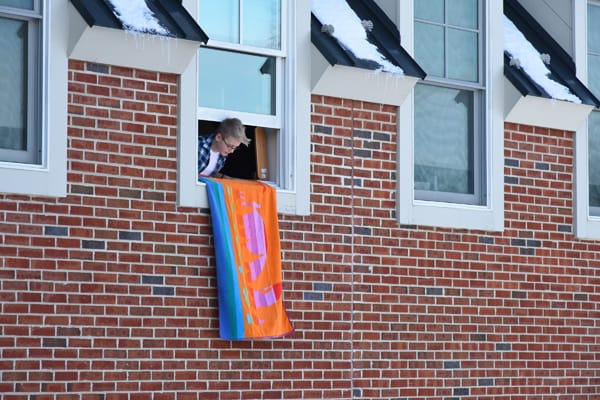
left=107, top=0, right=170, bottom=36
left=311, top=0, right=403, bottom=74
left=503, top=15, right=581, bottom=104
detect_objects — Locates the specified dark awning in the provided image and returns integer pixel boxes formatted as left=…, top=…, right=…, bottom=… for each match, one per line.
left=70, top=0, right=208, bottom=43
left=504, top=0, right=599, bottom=107
left=311, top=0, right=425, bottom=79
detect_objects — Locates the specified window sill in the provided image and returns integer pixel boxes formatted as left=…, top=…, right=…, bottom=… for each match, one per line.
left=180, top=181, right=307, bottom=216
left=399, top=200, right=504, bottom=231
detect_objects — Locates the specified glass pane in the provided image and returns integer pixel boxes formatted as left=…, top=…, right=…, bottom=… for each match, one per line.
left=414, top=22, right=445, bottom=77
left=448, top=28, right=478, bottom=82
left=198, top=48, right=275, bottom=115
left=414, top=84, right=474, bottom=195
left=589, top=54, right=600, bottom=99
left=588, top=4, right=600, bottom=54
left=0, top=0, right=34, bottom=9
left=448, top=0, right=477, bottom=29
left=0, top=17, right=27, bottom=151
left=414, top=0, right=444, bottom=23
left=589, top=111, right=600, bottom=210
left=199, top=0, right=239, bottom=43
left=242, top=0, right=280, bottom=49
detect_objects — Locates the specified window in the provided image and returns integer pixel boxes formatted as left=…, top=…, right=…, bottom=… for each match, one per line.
left=0, top=0, right=41, bottom=164
left=177, top=0, right=310, bottom=214
left=575, top=1, right=600, bottom=238
left=197, top=0, right=286, bottom=184
left=413, top=0, right=484, bottom=205
left=397, top=0, right=504, bottom=230
left=0, top=0, right=68, bottom=197
left=587, top=2, right=600, bottom=216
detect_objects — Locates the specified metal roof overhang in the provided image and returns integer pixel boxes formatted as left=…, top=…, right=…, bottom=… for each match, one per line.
left=311, top=0, right=425, bottom=106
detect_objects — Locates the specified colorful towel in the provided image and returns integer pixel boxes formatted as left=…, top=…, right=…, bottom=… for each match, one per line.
left=201, top=178, right=293, bottom=340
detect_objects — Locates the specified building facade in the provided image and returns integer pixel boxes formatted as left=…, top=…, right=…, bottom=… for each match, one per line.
left=1, top=0, right=600, bottom=399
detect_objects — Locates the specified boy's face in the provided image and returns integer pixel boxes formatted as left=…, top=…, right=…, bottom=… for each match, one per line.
left=217, top=133, right=241, bottom=156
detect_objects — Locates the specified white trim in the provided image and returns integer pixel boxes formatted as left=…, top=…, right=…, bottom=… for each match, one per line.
left=196, top=107, right=281, bottom=129
left=67, top=2, right=201, bottom=75
left=177, top=0, right=311, bottom=215
left=397, top=0, right=504, bottom=231
left=504, top=86, right=594, bottom=132
left=310, top=55, right=420, bottom=107
left=0, top=0, right=68, bottom=197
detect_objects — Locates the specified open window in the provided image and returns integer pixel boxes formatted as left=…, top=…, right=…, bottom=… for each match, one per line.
left=196, top=0, right=286, bottom=186
left=177, top=0, right=310, bottom=215
left=198, top=120, right=277, bottom=182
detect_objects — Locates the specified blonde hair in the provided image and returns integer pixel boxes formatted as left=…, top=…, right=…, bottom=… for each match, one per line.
left=218, top=118, right=250, bottom=146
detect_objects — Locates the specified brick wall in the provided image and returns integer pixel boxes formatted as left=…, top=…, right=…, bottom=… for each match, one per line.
left=0, top=61, right=599, bottom=399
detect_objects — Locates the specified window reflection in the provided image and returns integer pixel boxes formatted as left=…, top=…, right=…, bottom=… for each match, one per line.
left=589, top=112, right=600, bottom=209
left=448, top=0, right=478, bottom=29
left=414, top=22, right=445, bottom=78
left=242, top=0, right=280, bottom=49
left=0, top=0, right=34, bottom=9
left=0, top=17, right=27, bottom=151
left=448, top=28, right=478, bottom=82
left=198, top=48, right=276, bottom=115
left=199, top=0, right=239, bottom=43
left=588, top=3, right=600, bottom=215
left=199, top=0, right=280, bottom=50
left=414, top=84, right=474, bottom=196
left=415, top=0, right=444, bottom=23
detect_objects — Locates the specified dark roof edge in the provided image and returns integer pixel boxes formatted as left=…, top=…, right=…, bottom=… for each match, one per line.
left=346, top=0, right=426, bottom=79
left=311, top=0, right=425, bottom=79
left=69, top=0, right=208, bottom=44
left=70, top=0, right=122, bottom=29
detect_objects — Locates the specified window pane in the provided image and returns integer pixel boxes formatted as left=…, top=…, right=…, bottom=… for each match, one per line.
left=199, top=0, right=239, bottom=43
left=589, top=54, right=600, bottom=99
left=448, top=28, right=478, bottom=82
left=0, top=17, right=27, bottom=151
left=589, top=111, right=600, bottom=211
left=588, top=4, right=600, bottom=54
left=242, top=0, right=280, bottom=49
left=414, top=0, right=444, bottom=23
left=198, top=48, right=275, bottom=115
left=414, top=84, right=474, bottom=196
left=414, top=21, right=445, bottom=77
left=0, top=0, right=34, bottom=9
left=448, top=0, right=478, bottom=29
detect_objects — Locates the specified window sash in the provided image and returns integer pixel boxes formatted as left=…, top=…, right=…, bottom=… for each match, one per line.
left=198, top=0, right=281, bottom=51
left=413, top=0, right=485, bottom=205
left=0, top=2, right=41, bottom=165
left=588, top=2, right=600, bottom=216
left=197, top=0, right=289, bottom=188
left=414, top=0, right=482, bottom=84
left=414, top=82, right=485, bottom=205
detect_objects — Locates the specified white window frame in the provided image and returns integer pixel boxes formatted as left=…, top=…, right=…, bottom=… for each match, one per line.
left=574, top=0, right=600, bottom=239
left=0, top=0, right=68, bottom=197
left=177, top=0, right=310, bottom=215
left=397, top=0, right=504, bottom=231
left=0, top=2, right=41, bottom=165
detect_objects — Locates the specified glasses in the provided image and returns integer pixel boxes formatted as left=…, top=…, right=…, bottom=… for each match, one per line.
left=221, top=136, right=238, bottom=151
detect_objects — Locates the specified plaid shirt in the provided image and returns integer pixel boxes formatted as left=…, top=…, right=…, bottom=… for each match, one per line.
left=198, top=134, right=227, bottom=178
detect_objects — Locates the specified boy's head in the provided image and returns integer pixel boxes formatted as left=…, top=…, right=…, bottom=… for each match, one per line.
left=214, top=117, right=250, bottom=155
left=219, top=118, right=250, bottom=146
